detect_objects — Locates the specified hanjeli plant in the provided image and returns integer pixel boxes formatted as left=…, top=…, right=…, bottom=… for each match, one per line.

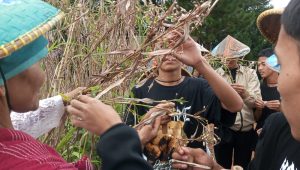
left=40, top=0, right=258, bottom=168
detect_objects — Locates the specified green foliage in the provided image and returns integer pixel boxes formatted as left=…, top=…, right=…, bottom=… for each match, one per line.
left=56, top=126, right=77, bottom=153
left=88, top=85, right=102, bottom=97
left=55, top=122, right=101, bottom=168
left=179, top=0, right=273, bottom=60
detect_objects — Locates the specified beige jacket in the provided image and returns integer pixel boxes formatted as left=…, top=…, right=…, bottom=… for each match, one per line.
left=216, top=65, right=261, bottom=131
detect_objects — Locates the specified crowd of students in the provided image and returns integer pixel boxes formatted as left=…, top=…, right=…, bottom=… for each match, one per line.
left=1, top=0, right=300, bottom=169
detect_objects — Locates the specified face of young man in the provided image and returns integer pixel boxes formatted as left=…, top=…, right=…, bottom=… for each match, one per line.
left=159, top=54, right=182, bottom=72
left=275, top=27, right=300, bottom=141
left=258, top=56, right=275, bottom=79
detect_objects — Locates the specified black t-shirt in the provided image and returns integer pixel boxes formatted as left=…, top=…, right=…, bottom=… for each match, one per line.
left=249, top=112, right=300, bottom=170
left=125, top=77, right=236, bottom=148
left=230, top=68, right=238, bottom=83
left=256, top=82, right=281, bottom=129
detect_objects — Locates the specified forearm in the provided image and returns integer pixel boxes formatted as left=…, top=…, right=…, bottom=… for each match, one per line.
left=195, top=61, right=243, bottom=113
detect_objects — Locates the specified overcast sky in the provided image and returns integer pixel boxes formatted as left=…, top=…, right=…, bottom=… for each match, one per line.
left=270, top=0, right=290, bottom=8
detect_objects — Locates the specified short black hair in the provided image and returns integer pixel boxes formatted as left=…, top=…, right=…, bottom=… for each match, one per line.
left=282, top=0, right=300, bottom=42
left=258, top=48, right=274, bottom=58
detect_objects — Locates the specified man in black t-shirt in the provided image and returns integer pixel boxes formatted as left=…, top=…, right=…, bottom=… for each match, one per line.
left=255, top=48, right=281, bottom=133
left=125, top=32, right=243, bottom=149
left=128, top=76, right=236, bottom=149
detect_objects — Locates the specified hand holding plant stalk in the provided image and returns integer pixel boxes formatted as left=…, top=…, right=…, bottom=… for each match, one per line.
left=137, top=116, right=162, bottom=148
left=265, top=100, right=281, bottom=111
left=67, top=95, right=122, bottom=136
left=231, top=84, right=248, bottom=99
left=255, top=98, right=265, bottom=110
left=67, top=95, right=168, bottom=148
left=144, top=102, right=175, bottom=124
left=172, top=146, right=221, bottom=170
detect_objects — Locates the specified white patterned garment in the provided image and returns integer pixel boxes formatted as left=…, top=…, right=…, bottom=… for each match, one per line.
left=11, top=95, right=65, bottom=138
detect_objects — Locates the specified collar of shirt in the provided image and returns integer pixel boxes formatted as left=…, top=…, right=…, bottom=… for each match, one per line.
left=218, top=65, right=248, bottom=76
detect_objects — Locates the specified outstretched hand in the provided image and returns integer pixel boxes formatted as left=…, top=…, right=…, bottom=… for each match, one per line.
left=265, top=100, right=281, bottom=111
left=137, top=102, right=175, bottom=145
left=255, top=98, right=265, bottom=110
left=144, top=102, right=175, bottom=124
left=67, top=95, right=122, bottom=136
left=231, top=84, right=248, bottom=99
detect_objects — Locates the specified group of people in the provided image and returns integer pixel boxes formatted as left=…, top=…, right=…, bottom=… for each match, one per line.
left=1, top=0, right=300, bottom=170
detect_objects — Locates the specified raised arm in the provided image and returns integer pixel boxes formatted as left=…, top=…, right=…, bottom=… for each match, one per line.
left=171, top=32, right=243, bottom=113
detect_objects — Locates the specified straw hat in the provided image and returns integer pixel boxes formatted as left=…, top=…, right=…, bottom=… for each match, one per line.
left=256, top=8, right=284, bottom=44
left=0, top=0, right=64, bottom=85
left=211, top=35, right=250, bottom=58
left=0, top=0, right=64, bottom=59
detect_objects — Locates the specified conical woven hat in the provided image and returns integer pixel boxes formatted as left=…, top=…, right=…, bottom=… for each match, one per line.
left=257, top=8, right=284, bottom=44
left=0, top=0, right=64, bottom=59
left=0, top=0, right=64, bottom=85
left=211, top=35, right=250, bottom=58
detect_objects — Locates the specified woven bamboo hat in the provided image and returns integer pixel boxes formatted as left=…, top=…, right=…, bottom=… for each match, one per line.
left=211, top=35, right=250, bottom=58
left=257, top=8, right=284, bottom=44
left=0, top=0, right=64, bottom=85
